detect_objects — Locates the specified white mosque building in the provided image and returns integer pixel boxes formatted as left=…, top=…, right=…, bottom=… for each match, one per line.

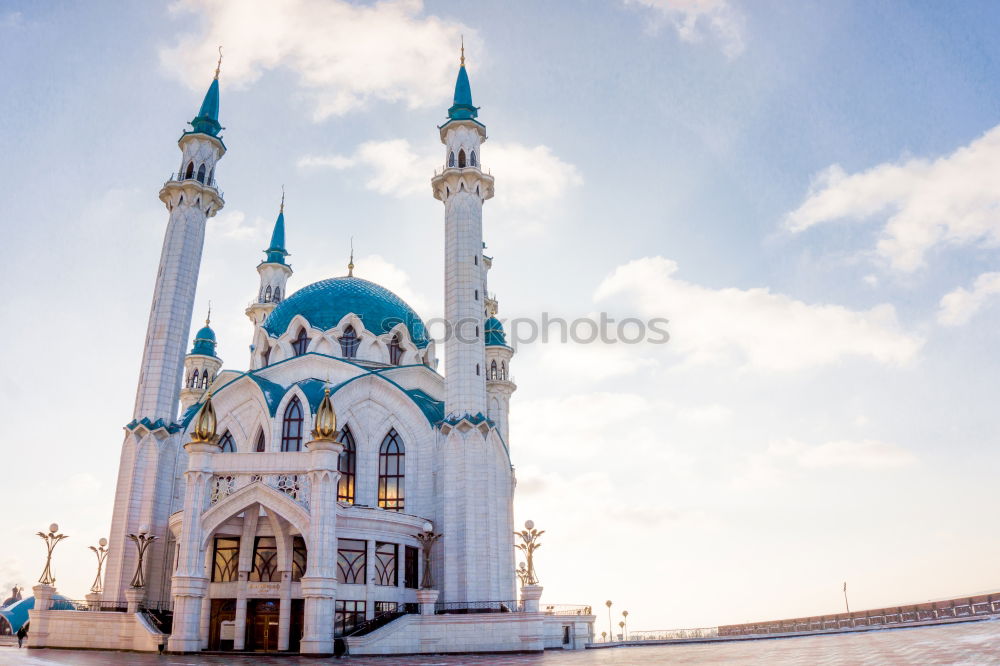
left=36, top=51, right=596, bottom=655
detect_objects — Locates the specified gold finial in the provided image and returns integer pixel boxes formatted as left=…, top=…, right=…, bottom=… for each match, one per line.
left=280, top=184, right=285, bottom=213
left=191, top=392, right=218, bottom=443
left=348, top=237, right=355, bottom=277
left=312, top=387, right=338, bottom=440
left=460, top=35, right=465, bottom=67
left=214, top=46, right=223, bottom=80
left=206, top=301, right=212, bottom=326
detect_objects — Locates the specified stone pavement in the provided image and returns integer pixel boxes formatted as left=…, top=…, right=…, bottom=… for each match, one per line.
left=3, top=618, right=1000, bottom=665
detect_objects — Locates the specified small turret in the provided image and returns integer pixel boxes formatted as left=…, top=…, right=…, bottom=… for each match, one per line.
left=485, top=309, right=515, bottom=442
left=247, top=192, right=294, bottom=368
left=180, top=310, right=223, bottom=412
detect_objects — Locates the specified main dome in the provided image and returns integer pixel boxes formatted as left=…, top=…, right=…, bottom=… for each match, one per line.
left=263, top=276, right=429, bottom=348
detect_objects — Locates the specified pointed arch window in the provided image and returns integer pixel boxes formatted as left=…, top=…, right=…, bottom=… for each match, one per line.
left=262, top=345, right=271, bottom=367
left=264, top=285, right=272, bottom=303
left=448, top=151, right=456, bottom=167
left=501, top=361, right=507, bottom=380
left=337, top=426, right=356, bottom=504
left=208, top=166, right=215, bottom=185
left=470, top=150, right=477, bottom=167
left=255, top=428, right=266, bottom=453
left=196, top=164, right=206, bottom=183
left=339, top=326, right=359, bottom=358
left=293, top=328, right=310, bottom=356
left=281, top=396, right=304, bottom=452
left=378, top=429, right=404, bottom=511
left=490, top=360, right=498, bottom=380
left=388, top=334, right=403, bottom=366
left=184, top=161, right=194, bottom=179
left=201, top=369, right=210, bottom=389
left=458, top=149, right=466, bottom=168
left=273, top=286, right=281, bottom=303
left=219, top=430, right=236, bottom=453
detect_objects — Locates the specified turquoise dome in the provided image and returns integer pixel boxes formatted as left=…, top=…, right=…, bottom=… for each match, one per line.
left=263, top=276, right=429, bottom=348
left=485, top=316, right=507, bottom=346
left=190, top=324, right=218, bottom=357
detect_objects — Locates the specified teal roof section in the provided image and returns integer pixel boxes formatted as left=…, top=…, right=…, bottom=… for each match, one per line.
left=190, top=322, right=218, bottom=357
left=485, top=316, right=507, bottom=346
left=447, top=64, right=478, bottom=121
left=188, top=77, right=222, bottom=138
left=0, top=595, right=76, bottom=634
left=263, top=276, right=429, bottom=348
left=264, top=207, right=289, bottom=265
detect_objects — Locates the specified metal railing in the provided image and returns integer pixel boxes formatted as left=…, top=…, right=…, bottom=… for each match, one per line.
left=59, top=599, right=127, bottom=612
left=434, top=600, right=521, bottom=614
left=543, top=604, right=592, bottom=615
left=165, top=173, right=224, bottom=199
left=628, top=627, right=719, bottom=641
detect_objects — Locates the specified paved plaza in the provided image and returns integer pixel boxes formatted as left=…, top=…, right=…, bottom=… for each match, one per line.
left=3, top=618, right=1000, bottom=664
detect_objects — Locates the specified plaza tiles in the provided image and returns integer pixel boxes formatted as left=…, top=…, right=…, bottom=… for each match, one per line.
left=3, top=618, right=1000, bottom=665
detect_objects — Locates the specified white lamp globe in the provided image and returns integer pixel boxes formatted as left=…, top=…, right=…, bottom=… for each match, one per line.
left=49, top=523, right=59, bottom=534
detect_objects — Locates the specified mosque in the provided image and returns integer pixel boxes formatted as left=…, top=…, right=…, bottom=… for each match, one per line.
left=22, top=48, right=595, bottom=655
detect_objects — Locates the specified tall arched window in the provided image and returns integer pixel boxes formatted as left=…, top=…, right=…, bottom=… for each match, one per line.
left=208, top=166, right=215, bottom=185
left=378, top=429, right=405, bottom=511
left=339, top=326, right=359, bottom=358
left=254, top=428, right=266, bottom=453
left=293, top=328, right=310, bottom=356
left=388, top=334, right=403, bottom=366
left=219, top=430, right=236, bottom=453
left=201, top=369, right=210, bottom=389
left=281, top=396, right=304, bottom=452
left=501, top=361, right=507, bottom=380
left=187, top=369, right=197, bottom=388
left=490, top=360, right=498, bottom=380
left=184, top=161, right=194, bottom=179
left=458, top=150, right=466, bottom=168
left=264, top=285, right=272, bottom=302
left=448, top=151, right=456, bottom=167
left=338, top=426, right=356, bottom=504
left=273, top=287, right=281, bottom=302
left=470, top=150, right=477, bottom=167
left=196, top=164, right=206, bottom=183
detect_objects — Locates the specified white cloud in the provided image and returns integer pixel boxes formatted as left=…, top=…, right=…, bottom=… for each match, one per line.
left=299, top=139, right=582, bottom=234
left=595, top=256, right=923, bottom=371
left=768, top=438, right=917, bottom=469
left=785, top=125, right=1000, bottom=272
left=161, top=0, right=471, bottom=119
left=208, top=210, right=263, bottom=240
left=627, top=0, right=744, bottom=58
left=937, top=272, right=1000, bottom=326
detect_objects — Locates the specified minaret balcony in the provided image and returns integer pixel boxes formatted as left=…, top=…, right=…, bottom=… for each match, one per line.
left=431, top=167, right=494, bottom=202
left=159, top=174, right=225, bottom=214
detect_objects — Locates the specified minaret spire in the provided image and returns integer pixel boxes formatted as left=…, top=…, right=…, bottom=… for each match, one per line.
left=348, top=237, right=355, bottom=277
left=460, top=35, right=465, bottom=67
left=214, top=45, right=223, bottom=80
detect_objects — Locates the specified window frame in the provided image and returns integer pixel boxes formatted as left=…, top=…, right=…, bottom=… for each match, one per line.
left=281, top=396, right=304, bottom=452
left=378, top=429, right=405, bottom=512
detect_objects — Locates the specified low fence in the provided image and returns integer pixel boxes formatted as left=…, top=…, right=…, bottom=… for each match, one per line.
left=543, top=604, right=592, bottom=616
left=628, top=627, right=719, bottom=641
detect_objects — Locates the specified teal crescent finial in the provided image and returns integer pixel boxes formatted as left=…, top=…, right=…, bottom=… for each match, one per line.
left=264, top=193, right=289, bottom=265
left=448, top=42, right=478, bottom=121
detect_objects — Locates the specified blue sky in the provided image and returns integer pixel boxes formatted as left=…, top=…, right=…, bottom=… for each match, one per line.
left=3, top=0, right=1000, bottom=631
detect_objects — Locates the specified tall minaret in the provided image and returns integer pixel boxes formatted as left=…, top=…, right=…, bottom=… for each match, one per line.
left=133, top=59, right=226, bottom=422
left=103, top=60, right=226, bottom=601
left=432, top=42, right=494, bottom=419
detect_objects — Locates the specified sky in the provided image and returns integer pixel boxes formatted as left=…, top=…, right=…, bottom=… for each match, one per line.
left=2, top=0, right=1000, bottom=632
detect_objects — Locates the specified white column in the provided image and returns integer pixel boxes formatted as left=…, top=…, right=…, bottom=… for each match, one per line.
left=278, top=571, right=292, bottom=651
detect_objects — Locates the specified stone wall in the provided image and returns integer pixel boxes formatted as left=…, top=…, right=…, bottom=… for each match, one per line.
left=346, top=612, right=546, bottom=655
left=26, top=610, right=164, bottom=652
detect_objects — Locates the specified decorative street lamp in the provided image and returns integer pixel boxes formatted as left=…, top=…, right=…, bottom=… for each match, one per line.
left=513, top=520, right=544, bottom=585
left=413, top=521, right=442, bottom=589
left=127, top=526, right=158, bottom=588
left=88, top=538, right=109, bottom=594
left=605, top=600, right=613, bottom=642
left=601, top=631, right=607, bottom=643
left=619, top=620, right=625, bottom=640
left=36, top=523, right=68, bottom=586
left=622, top=610, right=629, bottom=641
left=515, top=561, right=530, bottom=587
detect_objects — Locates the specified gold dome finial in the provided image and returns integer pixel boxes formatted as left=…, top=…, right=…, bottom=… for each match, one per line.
left=206, top=301, right=212, bottom=326
left=214, top=46, right=223, bottom=80
left=312, top=387, right=338, bottom=440
left=460, top=35, right=465, bottom=67
left=348, top=237, right=355, bottom=277
left=191, top=392, right=218, bottom=443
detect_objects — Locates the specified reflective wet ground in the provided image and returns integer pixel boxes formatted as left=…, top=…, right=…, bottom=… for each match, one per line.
left=3, top=618, right=1000, bottom=665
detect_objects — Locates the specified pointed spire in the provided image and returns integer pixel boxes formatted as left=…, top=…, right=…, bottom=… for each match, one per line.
left=448, top=38, right=478, bottom=121
left=347, top=237, right=354, bottom=277
left=189, top=48, right=222, bottom=137
left=206, top=302, right=212, bottom=326
left=264, top=188, right=289, bottom=265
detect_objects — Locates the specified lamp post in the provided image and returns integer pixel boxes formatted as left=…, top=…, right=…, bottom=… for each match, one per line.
left=601, top=631, right=607, bottom=642
left=605, top=600, right=613, bottom=642
left=516, top=562, right=530, bottom=587
left=36, top=523, right=68, bottom=586
left=414, top=521, right=442, bottom=589
left=88, top=538, right=109, bottom=594
left=127, top=526, right=158, bottom=588
left=514, top=520, right=544, bottom=585
left=619, top=620, right=625, bottom=641
left=622, top=609, right=629, bottom=641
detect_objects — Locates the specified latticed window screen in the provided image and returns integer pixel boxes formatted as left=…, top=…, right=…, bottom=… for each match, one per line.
left=250, top=536, right=278, bottom=582
left=218, top=430, right=236, bottom=453
left=338, top=426, right=356, bottom=503
left=388, top=334, right=403, bottom=365
left=378, top=429, right=405, bottom=511
left=337, top=539, right=367, bottom=584
left=282, top=396, right=303, bottom=452
left=291, top=536, right=307, bottom=582
left=339, top=326, right=359, bottom=358
left=212, top=537, right=240, bottom=582
left=335, top=600, right=365, bottom=637
left=374, top=542, right=398, bottom=586
left=293, top=328, right=310, bottom=356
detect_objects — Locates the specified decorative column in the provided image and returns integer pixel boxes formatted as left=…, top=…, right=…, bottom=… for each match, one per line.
left=299, top=389, right=342, bottom=655
left=168, top=396, right=219, bottom=653
left=278, top=570, right=292, bottom=651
